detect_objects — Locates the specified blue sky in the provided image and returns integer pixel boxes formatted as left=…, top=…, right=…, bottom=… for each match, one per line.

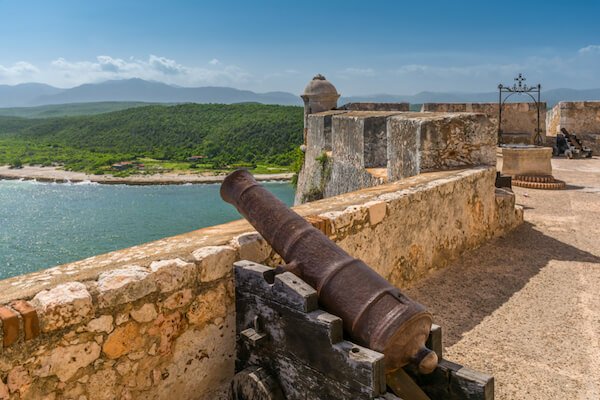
left=1, top=0, right=599, bottom=94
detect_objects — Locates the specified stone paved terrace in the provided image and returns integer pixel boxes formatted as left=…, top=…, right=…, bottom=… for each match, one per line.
left=405, top=156, right=600, bottom=399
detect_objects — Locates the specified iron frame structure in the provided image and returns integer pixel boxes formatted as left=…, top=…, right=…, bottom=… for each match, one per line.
left=498, top=73, right=543, bottom=146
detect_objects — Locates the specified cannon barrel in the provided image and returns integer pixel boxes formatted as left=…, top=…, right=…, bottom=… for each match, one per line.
left=221, top=170, right=437, bottom=374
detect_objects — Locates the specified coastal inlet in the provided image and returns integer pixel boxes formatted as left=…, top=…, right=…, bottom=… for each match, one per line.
left=0, top=179, right=295, bottom=280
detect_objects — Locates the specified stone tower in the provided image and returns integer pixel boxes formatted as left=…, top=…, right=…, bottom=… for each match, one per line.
left=301, top=74, right=340, bottom=143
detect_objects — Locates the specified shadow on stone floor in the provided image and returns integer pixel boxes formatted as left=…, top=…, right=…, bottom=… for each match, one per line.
left=404, top=221, right=600, bottom=348
left=563, top=184, right=586, bottom=190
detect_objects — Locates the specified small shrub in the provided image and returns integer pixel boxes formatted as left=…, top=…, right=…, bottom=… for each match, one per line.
left=9, top=159, right=23, bottom=169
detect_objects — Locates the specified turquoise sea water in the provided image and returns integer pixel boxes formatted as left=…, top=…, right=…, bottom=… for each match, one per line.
left=0, top=179, right=295, bottom=280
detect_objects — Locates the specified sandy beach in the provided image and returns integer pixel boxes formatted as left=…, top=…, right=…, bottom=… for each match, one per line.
left=0, top=165, right=293, bottom=185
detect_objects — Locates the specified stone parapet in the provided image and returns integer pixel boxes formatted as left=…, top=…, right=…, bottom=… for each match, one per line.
left=295, top=110, right=496, bottom=203
left=0, top=167, right=522, bottom=399
left=339, top=102, right=410, bottom=112
left=387, top=112, right=496, bottom=180
left=422, top=102, right=546, bottom=145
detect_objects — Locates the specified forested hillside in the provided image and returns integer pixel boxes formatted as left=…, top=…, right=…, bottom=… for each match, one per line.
left=0, top=103, right=304, bottom=173
left=0, top=102, right=156, bottom=118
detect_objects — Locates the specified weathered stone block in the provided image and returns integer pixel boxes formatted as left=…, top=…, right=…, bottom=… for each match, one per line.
left=130, top=303, right=157, bottom=323
left=102, top=322, right=144, bottom=359
left=365, top=201, right=387, bottom=226
left=231, top=233, right=271, bottom=263
left=153, top=316, right=235, bottom=400
left=329, top=113, right=385, bottom=197
left=97, top=265, right=156, bottom=308
left=88, top=369, right=118, bottom=400
left=37, top=341, right=101, bottom=382
left=7, top=366, right=31, bottom=396
left=86, top=315, right=114, bottom=333
left=388, top=113, right=496, bottom=180
left=386, top=117, right=420, bottom=179
left=187, top=283, right=232, bottom=328
left=192, top=245, right=237, bottom=282
left=501, top=146, right=552, bottom=176
left=162, top=289, right=193, bottom=310
left=31, top=282, right=93, bottom=332
left=305, top=214, right=333, bottom=236
left=149, top=258, right=196, bottom=293
left=148, top=311, right=185, bottom=355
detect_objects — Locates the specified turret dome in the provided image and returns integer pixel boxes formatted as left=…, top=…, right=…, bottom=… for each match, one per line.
left=302, top=74, right=339, bottom=97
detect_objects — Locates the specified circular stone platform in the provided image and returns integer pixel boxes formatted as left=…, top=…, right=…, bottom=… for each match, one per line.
left=501, top=145, right=565, bottom=189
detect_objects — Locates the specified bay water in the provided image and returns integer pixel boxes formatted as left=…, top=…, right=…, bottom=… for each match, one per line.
left=0, top=179, right=295, bottom=280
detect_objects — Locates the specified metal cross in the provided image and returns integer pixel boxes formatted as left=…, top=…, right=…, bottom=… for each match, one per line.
left=514, top=73, right=526, bottom=89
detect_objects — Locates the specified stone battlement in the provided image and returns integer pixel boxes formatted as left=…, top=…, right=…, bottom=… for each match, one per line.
left=422, top=102, right=546, bottom=145
left=295, top=109, right=496, bottom=204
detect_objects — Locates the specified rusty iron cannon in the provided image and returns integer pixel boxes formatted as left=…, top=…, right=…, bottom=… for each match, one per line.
left=221, top=169, right=438, bottom=375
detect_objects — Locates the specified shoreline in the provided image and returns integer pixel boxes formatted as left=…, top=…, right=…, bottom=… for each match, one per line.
left=0, top=165, right=293, bottom=185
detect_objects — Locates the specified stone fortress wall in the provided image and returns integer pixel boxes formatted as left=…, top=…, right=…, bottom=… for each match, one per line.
left=546, top=101, right=600, bottom=153
left=0, top=165, right=522, bottom=399
left=295, top=76, right=548, bottom=205
left=421, top=102, right=546, bottom=145
left=295, top=109, right=496, bottom=204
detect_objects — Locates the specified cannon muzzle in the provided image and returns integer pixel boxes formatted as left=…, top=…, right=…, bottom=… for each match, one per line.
left=221, top=170, right=437, bottom=374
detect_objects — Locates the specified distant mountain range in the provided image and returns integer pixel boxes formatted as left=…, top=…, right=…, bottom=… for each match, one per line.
left=1, top=78, right=600, bottom=108
left=341, top=88, right=600, bottom=108
left=0, top=78, right=301, bottom=108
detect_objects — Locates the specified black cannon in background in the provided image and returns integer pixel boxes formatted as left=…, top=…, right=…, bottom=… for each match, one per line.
left=554, top=128, right=593, bottom=158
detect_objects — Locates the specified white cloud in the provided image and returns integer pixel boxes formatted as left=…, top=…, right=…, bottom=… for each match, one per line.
left=579, top=45, right=600, bottom=54
left=393, top=63, right=522, bottom=78
left=148, top=55, right=187, bottom=75
left=42, top=55, right=251, bottom=87
left=386, top=60, right=564, bottom=92
left=209, top=58, right=220, bottom=65
left=0, top=61, right=39, bottom=83
left=338, top=67, right=375, bottom=77
left=97, top=56, right=134, bottom=73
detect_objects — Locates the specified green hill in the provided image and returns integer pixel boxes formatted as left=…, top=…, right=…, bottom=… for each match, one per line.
left=0, top=102, right=157, bottom=118
left=0, top=103, right=304, bottom=173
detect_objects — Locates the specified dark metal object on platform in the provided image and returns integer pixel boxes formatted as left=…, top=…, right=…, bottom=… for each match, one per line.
left=232, top=261, right=494, bottom=400
left=495, top=172, right=512, bottom=189
left=498, top=73, right=543, bottom=146
left=221, top=170, right=437, bottom=375
left=555, top=128, right=593, bottom=158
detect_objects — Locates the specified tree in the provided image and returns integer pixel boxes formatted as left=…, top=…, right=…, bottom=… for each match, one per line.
left=9, top=158, right=23, bottom=169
